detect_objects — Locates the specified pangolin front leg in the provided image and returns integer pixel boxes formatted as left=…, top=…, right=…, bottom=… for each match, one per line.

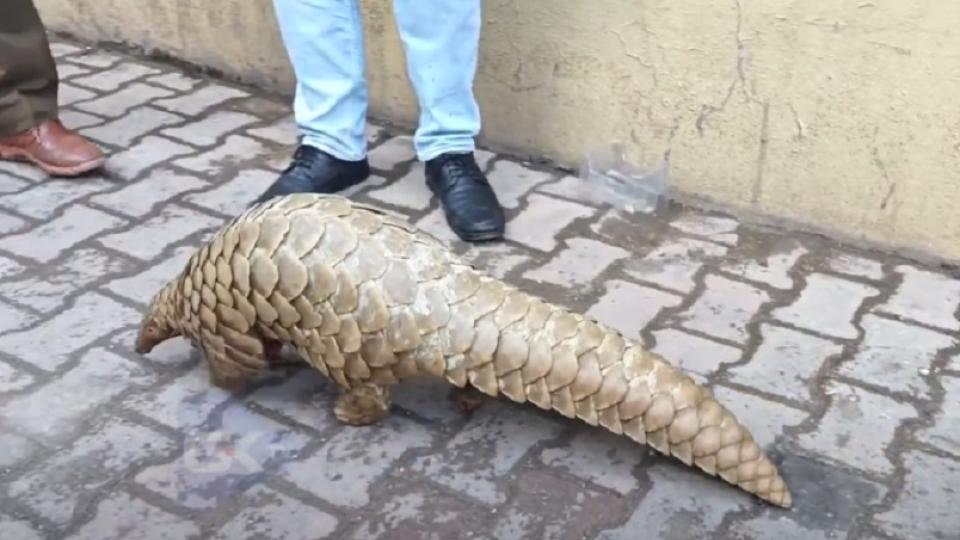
left=198, top=328, right=271, bottom=392
left=333, top=383, right=392, bottom=426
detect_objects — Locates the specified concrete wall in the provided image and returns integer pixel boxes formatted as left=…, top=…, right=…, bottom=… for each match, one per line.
left=37, top=0, right=960, bottom=263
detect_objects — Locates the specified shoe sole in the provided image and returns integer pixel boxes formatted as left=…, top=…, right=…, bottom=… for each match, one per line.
left=0, top=145, right=105, bottom=177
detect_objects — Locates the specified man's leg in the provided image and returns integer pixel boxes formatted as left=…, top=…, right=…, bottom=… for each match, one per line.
left=254, top=0, right=371, bottom=205
left=393, top=0, right=504, bottom=242
left=0, top=0, right=103, bottom=176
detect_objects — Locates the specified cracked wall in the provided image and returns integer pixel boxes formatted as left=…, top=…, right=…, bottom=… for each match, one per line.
left=35, top=0, right=960, bottom=262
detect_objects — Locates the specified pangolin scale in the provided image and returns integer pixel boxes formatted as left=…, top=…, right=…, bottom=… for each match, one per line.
left=135, top=193, right=792, bottom=508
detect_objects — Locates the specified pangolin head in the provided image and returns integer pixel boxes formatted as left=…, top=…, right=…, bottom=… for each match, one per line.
left=135, top=281, right=182, bottom=355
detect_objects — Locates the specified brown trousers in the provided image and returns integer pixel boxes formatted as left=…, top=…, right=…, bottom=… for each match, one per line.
left=0, top=0, right=58, bottom=137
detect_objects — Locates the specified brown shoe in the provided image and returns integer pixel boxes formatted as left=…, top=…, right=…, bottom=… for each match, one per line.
left=0, top=119, right=105, bottom=177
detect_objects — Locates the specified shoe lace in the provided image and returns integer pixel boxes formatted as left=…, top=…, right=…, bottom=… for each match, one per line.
left=286, top=145, right=321, bottom=172
left=437, top=153, right=486, bottom=186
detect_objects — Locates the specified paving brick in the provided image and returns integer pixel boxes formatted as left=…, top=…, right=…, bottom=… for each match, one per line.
left=0, top=176, right=114, bottom=219
left=674, top=274, right=770, bottom=344
left=491, top=470, right=631, bottom=540
left=247, top=115, right=297, bottom=145
left=68, top=51, right=122, bottom=68
left=0, top=347, right=154, bottom=443
left=213, top=486, right=338, bottom=540
left=795, top=382, right=915, bottom=475
left=486, top=160, right=553, bottom=210
left=586, top=280, right=683, bottom=340
left=0, top=293, right=141, bottom=371
left=81, top=106, right=184, bottom=147
left=476, top=148, right=496, bottom=170
left=0, top=515, right=43, bottom=540
left=0, top=254, right=26, bottom=279
left=55, top=62, right=92, bottom=80
left=98, top=204, right=223, bottom=261
left=147, top=72, right=202, bottom=91
left=367, top=163, right=433, bottom=211
left=540, top=429, right=647, bottom=494
left=0, top=248, right=134, bottom=312
left=829, top=251, right=885, bottom=280
left=877, top=265, right=960, bottom=331
left=366, top=123, right=385, bottom=144
left=390, top=376, right=464, bottom=424
left=723, top=241, right=807, bottom=290
left=71, top=62, right=159, bottom=91
left=670, top=212, right=740, bottom=245
left=523, top=238, right=628, bottom=286
left=348, top=479, right=492, bottom=540
left=51, top=42, right=83, bottom=57
left=710, top=385, right=808, bottom=448
left=108, top=327, right=196, bottom=368
left=836, top=314, right=955, bottom=399
left=244, top=369, right=336, bottom=432
left=5, top=417, right=175, bottom=527
left=624, top=236, right=727, bottom=293
left=728, top=516, right=837, bottom=540
left=182, top=168, right=276, bottom=215
left=0, top=172, right=29, bottom=194
left=0, top=358, right=35, bottom=393
left=104, top=246, right=194, bottom=306
left=726, top=324, right=844, bottom=402
left=58, top=64, right=91, bottom=80
left=173, top=135, right=269, bottom=176
left=108, top=135, right=196, bottom=179
left=67, top=491, right=200, bottom=540
left=772, top=273, right=879, bottom=339
left=0, top=211, right=28, bottom=235
left=75, top=83, right=174, bottom=118
left=59, top=83, right=96, bottom=106
left=162, top=110, right=260, bottom=147
left=873, top=451, right=960, bottom=539
left=0, top=300, right=38, bottom=334
left=536, top=174, right=592, bottom=202
left=136, top=403, right=310, bottom=509
left=0, top=205, right=126, bottom=264
left=916, top=376, right=960, bottom=457
left=0, top=356, right=34, bottom=394
left=651, top=328, right=741, bottom=380
left=280, top=416, right=433, bottom=508
left=0, top=431, right=41, bottom=468
left=411, top=402, right=562, bottom=504
left=505, top=193, right=595, bottom=252
left=596, top=462, right=750, bottom=539
left=60, top=109, right=105, bottom=130
left=368, top=135, right=416, bottom=170
left=124, top=363, right=233, bottom=431
left=463, top=243, right=534, bottom=280
left=90, top=168, right=207, bottom=217
left=412, top=207, right=462, bottom=245
left=155, top=84, right=250, bottom=115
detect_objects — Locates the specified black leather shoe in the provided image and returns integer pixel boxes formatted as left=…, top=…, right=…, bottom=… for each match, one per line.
left=425, top=152, right=505, bottom=242
left=252, top=145, right=370, bottom=206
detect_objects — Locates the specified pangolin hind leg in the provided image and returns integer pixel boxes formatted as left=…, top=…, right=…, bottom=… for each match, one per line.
left=333, top=383, right=392, bottom=426
left=449, top=385, right=487, bottom=413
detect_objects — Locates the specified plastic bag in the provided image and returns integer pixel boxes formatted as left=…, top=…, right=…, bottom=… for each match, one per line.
left=577, top=142, right=668, bottom=214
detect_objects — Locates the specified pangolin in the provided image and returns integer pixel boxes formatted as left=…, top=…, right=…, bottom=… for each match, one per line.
left=134, top=193, right=792, bottom=508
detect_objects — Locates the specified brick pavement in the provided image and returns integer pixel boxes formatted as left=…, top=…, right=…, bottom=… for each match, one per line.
left=0, top=39, right=958, bottom=539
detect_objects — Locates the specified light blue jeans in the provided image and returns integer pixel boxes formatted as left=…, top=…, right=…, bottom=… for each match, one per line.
left=272, top=0, right=482, bottom=162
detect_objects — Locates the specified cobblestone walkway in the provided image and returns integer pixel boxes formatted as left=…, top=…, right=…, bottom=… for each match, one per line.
left=1, top=39, right=958, bottom=540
